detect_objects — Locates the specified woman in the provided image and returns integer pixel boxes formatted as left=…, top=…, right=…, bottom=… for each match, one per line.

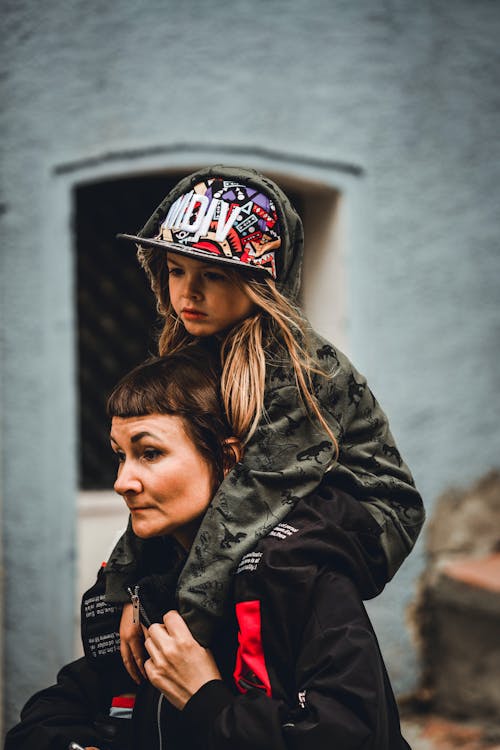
left=5, top=346, right=410, bottom=749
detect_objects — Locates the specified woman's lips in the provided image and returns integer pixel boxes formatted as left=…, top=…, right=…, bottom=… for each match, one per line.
left=182, top=308, right=207, bottom=320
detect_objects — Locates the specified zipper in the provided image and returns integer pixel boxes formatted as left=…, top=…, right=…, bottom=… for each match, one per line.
left=157, top=693, right=165, bottom=750
left=127, top=585, right=163, bottom=748
left=127, top=585, right=140, bottom=625
left=127, top=585, right=152, bottom=628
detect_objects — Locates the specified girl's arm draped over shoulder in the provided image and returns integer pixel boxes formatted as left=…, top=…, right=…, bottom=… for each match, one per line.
left=176, top=370, right=337, bottom=644
left=309, top=335, right=424, bottom=578
left=103, top=333, right=423, bottom=646
left=176, top=333, right=423, bottom=644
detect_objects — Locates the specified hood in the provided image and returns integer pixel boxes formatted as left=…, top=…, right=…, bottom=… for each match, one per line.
left=117, top=164, right=304, bottom=305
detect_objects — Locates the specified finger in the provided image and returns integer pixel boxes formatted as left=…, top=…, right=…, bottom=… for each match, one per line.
left=162, top=610, right=192, bottom=638
left=145, top=622, right=170, bottom=648
left=144, top=631, right=167, bottom=663
left=129, top=637, right=148, bottom=679
left=120, top=641, right=142, bottom=685
left=144, top=656, right=162, bottom=686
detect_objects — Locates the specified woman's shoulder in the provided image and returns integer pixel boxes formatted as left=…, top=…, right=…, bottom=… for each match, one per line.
left=234, top=489, right=383, bottom=597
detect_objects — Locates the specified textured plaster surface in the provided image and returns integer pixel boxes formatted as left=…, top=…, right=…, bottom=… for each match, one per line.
left=1, top=0, right=500, bottom=731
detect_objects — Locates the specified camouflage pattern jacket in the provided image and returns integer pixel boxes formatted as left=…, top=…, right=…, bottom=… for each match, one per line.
left=105, top=328, right=424, bottom=646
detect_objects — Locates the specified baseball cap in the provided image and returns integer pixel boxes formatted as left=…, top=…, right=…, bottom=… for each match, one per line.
left=118, top=175, right=282, bottom=280
left=117, top=165, right=305, bottom=301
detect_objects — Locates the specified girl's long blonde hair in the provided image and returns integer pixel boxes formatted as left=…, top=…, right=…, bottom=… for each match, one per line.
left=153, top=262, right=339, bottom=460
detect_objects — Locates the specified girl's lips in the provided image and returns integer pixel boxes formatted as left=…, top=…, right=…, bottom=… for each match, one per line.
left=182, top=309, right=207, bottom=320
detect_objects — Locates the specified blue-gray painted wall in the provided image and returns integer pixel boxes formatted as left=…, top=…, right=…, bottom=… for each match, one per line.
left=1, top=0, right=499, bottom=733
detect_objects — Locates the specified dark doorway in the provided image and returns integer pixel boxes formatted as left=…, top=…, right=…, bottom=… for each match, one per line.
left=76, top=173, right=182, bottom=488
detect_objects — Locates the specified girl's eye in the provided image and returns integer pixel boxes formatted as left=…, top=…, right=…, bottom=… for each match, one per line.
left=167, top=267, right=183, bottom=277
left=205, top=271, right=226, bottom=282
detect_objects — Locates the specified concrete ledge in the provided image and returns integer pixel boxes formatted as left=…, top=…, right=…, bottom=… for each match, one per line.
left=433, top=554, right=500, bottom=617
left=427, top=554, right=500, bottom=720
left=442, top=554, right=500, bottom=593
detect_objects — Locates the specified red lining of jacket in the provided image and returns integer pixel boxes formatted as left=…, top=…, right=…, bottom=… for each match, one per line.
left=234, top=600, right=272, bottom=697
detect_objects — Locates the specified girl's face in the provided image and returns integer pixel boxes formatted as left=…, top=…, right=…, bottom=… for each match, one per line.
left=167, top=252, right=255, bottom=337
left=111, top=413, right=215, bottom=550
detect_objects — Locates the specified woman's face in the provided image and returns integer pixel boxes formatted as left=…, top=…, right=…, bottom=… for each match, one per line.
left=111, top=413, right=215, bottom=549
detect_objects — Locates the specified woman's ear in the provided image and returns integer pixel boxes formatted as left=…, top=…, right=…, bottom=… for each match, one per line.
left=223, top=437, right=244, bottom=475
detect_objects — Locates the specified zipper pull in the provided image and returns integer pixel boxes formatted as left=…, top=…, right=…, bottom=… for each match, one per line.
left=127, top=585, right=140, bottom=625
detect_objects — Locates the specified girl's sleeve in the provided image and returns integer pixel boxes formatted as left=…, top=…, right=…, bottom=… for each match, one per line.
left=177, top=376, right=337, bottom=645
left=178, top=335, right=423, bottom=644
left=104, top=515, right=146, bottom=603
left=180, top=573, right=410, bottom=750
left=313, top=340, right=425, bottom=580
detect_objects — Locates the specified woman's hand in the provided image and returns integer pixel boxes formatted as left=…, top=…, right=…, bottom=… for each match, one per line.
left=144, top=610, right=222, bottom=710
left=120, top=602, right=147, bottom=684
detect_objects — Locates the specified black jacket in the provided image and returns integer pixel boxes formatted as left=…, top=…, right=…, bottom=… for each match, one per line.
left=5, top=489, right=410, bottom=750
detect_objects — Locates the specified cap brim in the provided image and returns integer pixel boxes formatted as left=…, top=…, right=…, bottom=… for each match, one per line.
left=116, top=233, right=270, bottom=275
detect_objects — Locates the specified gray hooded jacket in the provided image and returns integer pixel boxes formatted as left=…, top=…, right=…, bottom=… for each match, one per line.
left=106, top=165, right=424, bottom=645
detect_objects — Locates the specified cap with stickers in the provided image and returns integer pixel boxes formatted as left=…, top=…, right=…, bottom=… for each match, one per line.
left=117, top=165, right=305, bottom=298
left=119, top=176, right=281, bottom=279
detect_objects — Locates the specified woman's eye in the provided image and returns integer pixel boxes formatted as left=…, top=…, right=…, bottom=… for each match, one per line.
left=113, top=451, right=125, bottom=464
left=143, top=448, right=161, bottom=461
left=205, top=271, right=226, bottom=282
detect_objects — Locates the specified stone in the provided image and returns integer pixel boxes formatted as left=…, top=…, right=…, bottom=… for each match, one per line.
left=428, top=555, right=500, bottom=720
left=410, top=472, right=500, bottom=725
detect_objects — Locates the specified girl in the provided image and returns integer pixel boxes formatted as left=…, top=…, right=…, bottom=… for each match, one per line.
left=5, top=348, right=411, bottom=749
left=107, top=165, right=424, bottom=677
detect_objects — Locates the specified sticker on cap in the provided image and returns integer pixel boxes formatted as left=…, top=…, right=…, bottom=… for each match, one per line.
left=156, top=178, right=281, bottom=278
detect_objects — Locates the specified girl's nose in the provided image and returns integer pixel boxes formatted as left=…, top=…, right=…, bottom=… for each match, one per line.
left=182, top=273, right=202, bottom=299
left=114, top=463, right=142, bottom=496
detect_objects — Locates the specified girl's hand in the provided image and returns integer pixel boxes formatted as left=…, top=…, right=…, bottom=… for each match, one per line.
left=144, top=610, right=222, bottom=710
left=120, top=602, right=147, bottom=684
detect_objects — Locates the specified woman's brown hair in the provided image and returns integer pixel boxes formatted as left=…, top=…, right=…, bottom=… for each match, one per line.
left=107, top=346, right=236, bottom=484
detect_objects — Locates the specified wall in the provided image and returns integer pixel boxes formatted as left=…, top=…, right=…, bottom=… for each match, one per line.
left=1, top=0, right=499, bottom=732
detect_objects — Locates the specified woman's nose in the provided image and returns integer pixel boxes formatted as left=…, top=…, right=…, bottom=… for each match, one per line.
left=114, top=462, right=142, bottom=496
